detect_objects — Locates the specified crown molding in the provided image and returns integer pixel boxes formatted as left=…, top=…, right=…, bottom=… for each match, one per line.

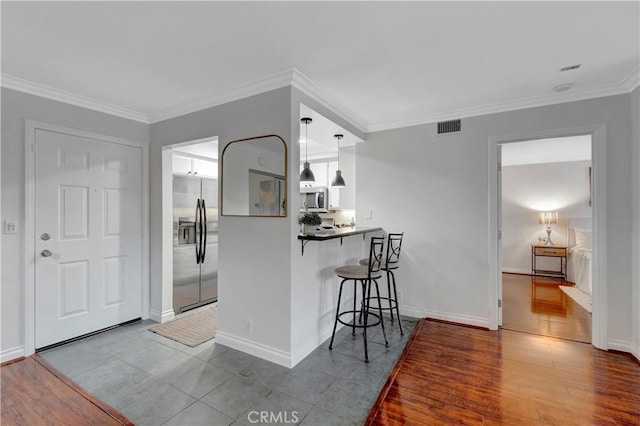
left=0, top=74, right=149, bottom=123
left=148, top=69, right=294, bottom=123
left=290, top=69, right=368, bottom=134
left=151, top=68, right=369, bottom=135
left=620, top=66, right=640, bottom=92
left=367, top=73, right=640, bottom=133
left=4, top=65, right=637, bottom=134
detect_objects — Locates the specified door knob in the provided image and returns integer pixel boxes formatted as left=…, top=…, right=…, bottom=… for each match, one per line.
left=41, top=249, right=52, bottom=257
left=41, top=233, right=51, bottom=241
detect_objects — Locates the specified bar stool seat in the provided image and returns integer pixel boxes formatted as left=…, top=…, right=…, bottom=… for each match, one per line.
left=329, top=236, right=388, bottom=363
left=336, top=265, right=382, bottom=280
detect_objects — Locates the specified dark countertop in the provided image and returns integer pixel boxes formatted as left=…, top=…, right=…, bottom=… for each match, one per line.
left=297, top=226, right=383, bottom=241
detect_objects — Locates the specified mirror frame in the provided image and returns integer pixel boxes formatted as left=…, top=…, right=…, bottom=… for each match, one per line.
left=220, top=134, right=288, bottom=217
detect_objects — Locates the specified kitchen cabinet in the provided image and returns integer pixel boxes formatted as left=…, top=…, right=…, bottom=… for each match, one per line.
left=299, top=158, right=356, bottom=210
left=328, top=159, right=356, bottom=210
left=173, top=154, right=218, bottom=178
left=192, top=158, right=217, bottom=177
left=300, top=161, right=328, bottom=190
left=328, top=161, right=340, bottom=209
left=173, top=155, right=193, bottom=175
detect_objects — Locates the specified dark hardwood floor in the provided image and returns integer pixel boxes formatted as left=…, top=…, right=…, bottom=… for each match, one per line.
left=502, top=273, right=591, bottom=343
left=367, top=319, right=640, bottom=425
left=1, top=355, right=133, bottom=426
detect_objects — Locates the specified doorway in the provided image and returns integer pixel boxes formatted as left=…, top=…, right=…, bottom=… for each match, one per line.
left=500, top=136, right=592, bottom=343
left=161, top=137, right=219, bottom=319
left=489, top=124, right=607, bottom=350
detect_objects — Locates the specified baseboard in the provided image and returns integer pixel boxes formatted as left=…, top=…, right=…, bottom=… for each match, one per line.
left=502, top=267, right=531, bottom=275
left=289, top=324, right=344, bottom=368
left=149, top=308, right=175, bottom=323
left=608, top=339, right=633, bottom=354
left=1, top=346, right=25, bottom=363
left=402, top=305, right=490, bottom=329
left=215, top=331, right=292, bottom=368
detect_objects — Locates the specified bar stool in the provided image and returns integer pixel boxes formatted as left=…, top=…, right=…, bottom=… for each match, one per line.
left=329, top=236, right=389, bottom=363
left=360, top=232, right=405, bottom=335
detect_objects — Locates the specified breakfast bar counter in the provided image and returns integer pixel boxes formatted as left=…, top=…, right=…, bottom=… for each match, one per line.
left=297, top=226, right=383, bottom=255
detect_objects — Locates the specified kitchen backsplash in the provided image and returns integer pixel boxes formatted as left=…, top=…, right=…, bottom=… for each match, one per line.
left=319, top=209, right=356, bottom=227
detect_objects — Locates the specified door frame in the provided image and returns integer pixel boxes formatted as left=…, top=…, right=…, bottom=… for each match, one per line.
left=24, top=120, right=150, bottom=355
left=159, top=136, right=219, bottom=323
left=488, top=124, right=607, bottom=350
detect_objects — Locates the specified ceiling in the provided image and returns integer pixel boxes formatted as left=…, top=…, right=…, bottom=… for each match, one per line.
left=2, top=2, right=638, bottom=132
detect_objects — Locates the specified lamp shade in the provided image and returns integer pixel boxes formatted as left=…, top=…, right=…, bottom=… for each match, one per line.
left=300, top=161, right=315, bottom=183
left=538, top=211, right=558, bottom=225
left=300, top=117, right=315, bottom=183
left=331, top=170, right=346, bottom=187
left=331, top=133, right=346, bottom=187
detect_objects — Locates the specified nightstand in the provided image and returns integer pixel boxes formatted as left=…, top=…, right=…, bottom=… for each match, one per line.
left=531, top=244, right=567, bottom=281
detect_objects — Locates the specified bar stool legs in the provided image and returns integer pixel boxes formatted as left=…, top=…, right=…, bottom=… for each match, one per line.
left=387, top=269, right=404, bottom=335
left=357, top=232, right=405, bottom=336
left=328, top=277, right=388, bottom=363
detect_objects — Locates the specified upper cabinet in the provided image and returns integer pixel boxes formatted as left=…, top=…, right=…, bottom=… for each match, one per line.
left=300, top=162, right=328, bottom=190
left=173, top=154, right=218, bottom=178
left=192, top=158, right=217, bottom=177
left=301, top=158, right=355, bottom=210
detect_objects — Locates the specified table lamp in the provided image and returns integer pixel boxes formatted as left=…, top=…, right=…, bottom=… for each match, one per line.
left=538, top=211, right=558, bottom=245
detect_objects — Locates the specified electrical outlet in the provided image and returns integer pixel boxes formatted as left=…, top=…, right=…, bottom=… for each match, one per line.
left=366, top=210, right=373, bottom=220
left=244, top=319, right=253, bottom=335
left=399, top=291, right=404, bottom=301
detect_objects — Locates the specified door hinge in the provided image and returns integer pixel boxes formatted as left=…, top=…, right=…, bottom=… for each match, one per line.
left=497, top=162, right=502, bottom=172
left=498, top=299, right=502, bottom=308
left=498, top=230, right=502, bottom=240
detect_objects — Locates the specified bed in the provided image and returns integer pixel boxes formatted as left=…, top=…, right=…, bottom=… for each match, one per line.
left=563, top=218, right=593, bottom=312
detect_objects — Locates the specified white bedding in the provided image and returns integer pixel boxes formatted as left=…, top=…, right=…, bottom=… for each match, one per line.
left=569, top=246, right=592, bottom=295
left=567, top=221, right=593, bottom=295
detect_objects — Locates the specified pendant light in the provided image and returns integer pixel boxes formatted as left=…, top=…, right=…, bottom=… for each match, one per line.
left=300, top=117, right=315, bottom=184
left=331, top=134, right=346, bottom=187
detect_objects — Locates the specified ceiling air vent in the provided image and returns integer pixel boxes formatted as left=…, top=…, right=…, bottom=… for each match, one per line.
left=437, top=119, right=461, bottom=135
left=560, top=64, right=581, bottom=72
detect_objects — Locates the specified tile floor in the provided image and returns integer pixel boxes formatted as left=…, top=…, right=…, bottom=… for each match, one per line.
left=40, top=312, right=417, bottom=425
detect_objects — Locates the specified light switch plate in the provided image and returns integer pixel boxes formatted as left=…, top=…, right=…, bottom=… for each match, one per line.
left=4, top=221, right=17, bottom=234
left=366, top=210, right=373, bottom=219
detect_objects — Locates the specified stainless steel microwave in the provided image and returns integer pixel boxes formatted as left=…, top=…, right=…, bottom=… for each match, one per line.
left=300, top=187, right=328, bottom=212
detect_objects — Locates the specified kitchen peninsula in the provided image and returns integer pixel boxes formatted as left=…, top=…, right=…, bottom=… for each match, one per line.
left=297, top=226, right=383, bottom=255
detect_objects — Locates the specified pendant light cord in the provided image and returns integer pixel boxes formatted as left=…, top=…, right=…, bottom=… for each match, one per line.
left=335, top=134, right=343, bottom=168
left=305, top=120, right=309, bottom=162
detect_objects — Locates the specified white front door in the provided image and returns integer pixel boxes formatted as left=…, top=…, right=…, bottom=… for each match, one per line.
left=35, top=129, right=143, bottom=348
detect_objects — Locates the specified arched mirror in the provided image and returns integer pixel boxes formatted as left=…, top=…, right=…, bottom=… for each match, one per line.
left=221, top=135, right=287, bottom=217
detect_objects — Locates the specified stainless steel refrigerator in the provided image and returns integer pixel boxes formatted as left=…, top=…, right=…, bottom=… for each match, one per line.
left=173, top=176, right=218, bottom=313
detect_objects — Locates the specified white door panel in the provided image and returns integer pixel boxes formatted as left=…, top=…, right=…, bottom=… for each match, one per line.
left=35, top=129, right=142, bottom=348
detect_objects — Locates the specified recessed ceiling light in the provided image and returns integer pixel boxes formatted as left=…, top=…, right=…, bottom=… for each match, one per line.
left=553, top=83, right=573, bottom=93
left=560, top=64, right=581, bottom=72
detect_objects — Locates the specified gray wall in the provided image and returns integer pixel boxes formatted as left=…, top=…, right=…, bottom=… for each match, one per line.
left=289, top=87, right=367, bottom=363
left=150, top=87, right=294, bottom=360
left=1, top=88, right=149, bottom=355
left=502, top=160, right=592, bottom=275
left=358, top=93, right=636, bottom=347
